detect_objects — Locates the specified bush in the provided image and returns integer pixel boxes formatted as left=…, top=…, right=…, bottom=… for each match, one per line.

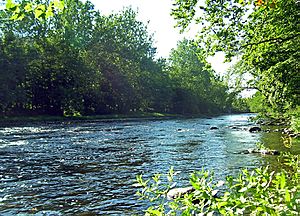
left=136, top=154, right=300, bottom=215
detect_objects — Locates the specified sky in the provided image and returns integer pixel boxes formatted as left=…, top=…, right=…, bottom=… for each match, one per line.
left=90, top=0, right=235, bottom=74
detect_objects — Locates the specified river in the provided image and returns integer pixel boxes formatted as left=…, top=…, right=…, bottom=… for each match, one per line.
left=0, top=113, right=298, bottom=215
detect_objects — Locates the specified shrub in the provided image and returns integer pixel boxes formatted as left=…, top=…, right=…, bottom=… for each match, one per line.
left=136, top=154, right=300, bottom=215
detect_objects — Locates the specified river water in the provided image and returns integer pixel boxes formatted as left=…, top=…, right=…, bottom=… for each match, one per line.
left=0, top=114, right=298, bottom=215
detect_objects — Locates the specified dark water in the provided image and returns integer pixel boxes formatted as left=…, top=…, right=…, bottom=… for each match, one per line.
left=0, top=114, right=299, bottom=215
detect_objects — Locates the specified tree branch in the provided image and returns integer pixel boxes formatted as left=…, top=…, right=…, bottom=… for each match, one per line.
left=242, top=34, right=300, bottom=48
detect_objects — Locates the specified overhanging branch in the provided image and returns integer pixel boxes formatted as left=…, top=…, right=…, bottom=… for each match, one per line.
left=242, top=34, right=300, bottom=48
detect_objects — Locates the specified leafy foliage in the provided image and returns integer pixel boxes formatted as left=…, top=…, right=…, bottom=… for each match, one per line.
left=171, top=0, right=300, bottom=115
left=5, top=0, right=64, bottom=20
left=136, top=153, right=300, bottom=215
left=0, top=0, right=239, bottom=117
left=289, top=106, right=300, bottom=133
left=168, top=39, right=233, bottom=114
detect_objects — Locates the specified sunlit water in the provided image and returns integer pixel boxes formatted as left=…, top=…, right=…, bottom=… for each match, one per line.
left=0, top=114, right=298, bottom=215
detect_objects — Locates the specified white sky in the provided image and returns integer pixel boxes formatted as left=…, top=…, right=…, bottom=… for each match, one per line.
left=90, top=0, right=235, bottom=74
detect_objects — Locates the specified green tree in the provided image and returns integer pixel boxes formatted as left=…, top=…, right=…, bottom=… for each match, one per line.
left=0, top=33, right=28, bottom=115
left=171, top=0, right=300, bottom=115
left=168, top=39, right=231, bottom=114
left=0, top=0, right=101, bottom=116
left=88, top=8, right=162, bottom=114
left=1, top=0, right=239, bottom=117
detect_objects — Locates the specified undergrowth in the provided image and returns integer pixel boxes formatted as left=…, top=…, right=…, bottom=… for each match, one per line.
left=136, top=153, right=300, bottom=215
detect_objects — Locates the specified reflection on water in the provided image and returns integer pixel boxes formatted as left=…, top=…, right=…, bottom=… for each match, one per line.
left=0, top=114, right=297, bottom=215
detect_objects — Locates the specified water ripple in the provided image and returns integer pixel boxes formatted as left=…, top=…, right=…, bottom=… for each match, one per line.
left=0, top=114, right=290, bottom=215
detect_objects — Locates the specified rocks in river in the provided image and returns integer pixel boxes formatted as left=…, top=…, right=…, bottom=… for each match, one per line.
left=227, top=125, right=249, bottom=131
left=281, top=128, right=300, bottom=138
left=283, top=128, right=293, bottom=134
left=248, top=126, right=262, bottom=133
left=258, top=119, right=288, bottom=127
left=289, top=133, right=300, bottom=138
left=255, top=119, right=265, bottom=124
left=167, top=186, right=195, bottom=200
left=239, top=149, right=280, bottom=155
left=210, top=126, right=218, bottom=130
left=167, top=186, right=220, bottom=203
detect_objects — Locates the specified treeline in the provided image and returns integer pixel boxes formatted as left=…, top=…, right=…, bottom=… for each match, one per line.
left=0, top=0, right=239, bottom=117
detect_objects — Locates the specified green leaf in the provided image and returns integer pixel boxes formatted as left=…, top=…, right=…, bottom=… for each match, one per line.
left=24, top=3, right=32, bottom=12
left=10, top=13, right=19, bottom=20
left=152, top=174, right=161, bottom=183
left=53, top=0, right=64, bottom=11
left=280, top=172, right=286, bottom=190
left=167, top=166, right=174, bottom=182
left=34, top=5, right=46, bottom=19
left=257, top=206, right=264, bottom=212
left=45, top=6, right=54, bottom=19
left=6, top=0, right=14, bottom=9
left=146, top=208, right=162, bottom=216
left=16, top=13, right=24, bottom=20
left=285, top=189, right=291, bottom=202
left=217, top=201, right=228, bottom=208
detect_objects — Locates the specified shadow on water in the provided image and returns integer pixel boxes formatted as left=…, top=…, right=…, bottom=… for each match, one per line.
left=0, top=113, right=298, bottom=215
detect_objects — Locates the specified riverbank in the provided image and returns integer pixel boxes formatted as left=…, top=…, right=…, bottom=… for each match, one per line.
left=0, top=111, right=236, bottom=125
left=0, top=112, right=177, bottom=124
left=251, top=113, right=300, bottom=139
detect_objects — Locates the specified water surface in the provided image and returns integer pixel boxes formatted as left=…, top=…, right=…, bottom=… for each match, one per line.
left=0, top=114, right=297, bottom=215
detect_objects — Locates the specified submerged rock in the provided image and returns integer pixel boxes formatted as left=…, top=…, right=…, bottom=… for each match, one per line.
left=289, top=133, right=300, bottom=138
left=281, top=128, right=300, bottom=138
left=283, top=128, right=293, bottom=134
left=167, top=186, right=195, bottom=200
left=239, top=149, right=280, bottom=155
left=249, top=126, right=262, bottom=133
left=167, top=186, right=220, bottom=204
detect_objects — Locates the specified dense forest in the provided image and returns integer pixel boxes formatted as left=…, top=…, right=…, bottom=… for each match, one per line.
left=0, top=0, right=245, bottom=117
left=0, top=0, right=299, bottom=120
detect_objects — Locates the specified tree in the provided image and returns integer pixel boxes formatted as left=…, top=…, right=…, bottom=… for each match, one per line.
left=1, top=0, right=168, bottom=116
left=88, top=8, right=159, bottom=114
left=4, top=0, right=64, bottom=21
left=171, top=0, right=300, bottom=114
left=168, top=39, right=231, bottom=114
left=0, top=33, right=28, bottom=115
left=0, top=0, right=241, bottom=117
left=0, top=0, right=101, bottom=115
